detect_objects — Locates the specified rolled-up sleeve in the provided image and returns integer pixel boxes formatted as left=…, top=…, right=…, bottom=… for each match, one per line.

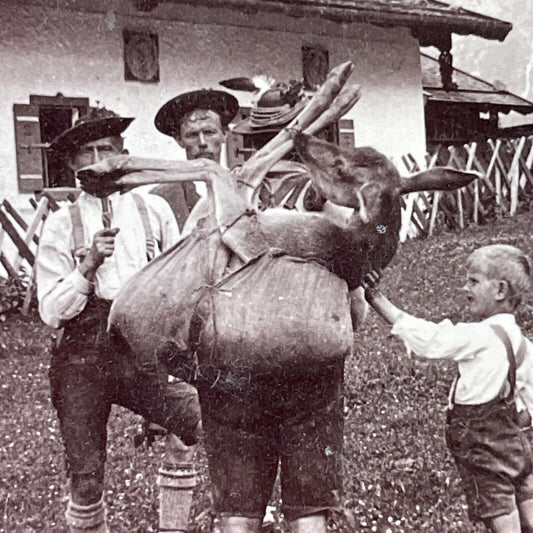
left=35, top=212, right=91, bottom=328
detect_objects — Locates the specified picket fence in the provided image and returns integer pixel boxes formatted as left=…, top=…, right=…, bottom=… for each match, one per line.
left=1, top=135, right=533, bottom=311
left=400, top=135, right=533, bottom=240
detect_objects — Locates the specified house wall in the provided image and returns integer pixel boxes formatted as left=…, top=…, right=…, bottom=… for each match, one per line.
left=0, top=0, right=426, bottom=211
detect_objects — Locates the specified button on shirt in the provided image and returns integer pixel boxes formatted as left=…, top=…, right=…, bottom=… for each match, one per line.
left=391, top=312, right=533, bottom=411
left=36, top=191, right=180, bottom=328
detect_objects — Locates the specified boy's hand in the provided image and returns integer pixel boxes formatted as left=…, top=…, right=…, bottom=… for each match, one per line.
left=361, top=268, right=382, bottom=301
left=361, top=268, right=405, bottom=325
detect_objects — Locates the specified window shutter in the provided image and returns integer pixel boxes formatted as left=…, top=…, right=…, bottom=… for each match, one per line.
left=13, top=104, right=44, bottom=192
left=226, top=127, right=246, bottom=170
left=339, top=118, right=355, bottom=150
left=226, top=108, right=252, bottom=170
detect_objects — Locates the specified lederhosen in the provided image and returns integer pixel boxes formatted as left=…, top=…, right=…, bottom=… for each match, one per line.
left=49, top=195, right=200, bottom=479
left=445, top=324, right=533, bottom=520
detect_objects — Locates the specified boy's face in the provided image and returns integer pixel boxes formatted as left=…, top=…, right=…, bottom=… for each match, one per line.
left=463, top=267, right=505, bottom=320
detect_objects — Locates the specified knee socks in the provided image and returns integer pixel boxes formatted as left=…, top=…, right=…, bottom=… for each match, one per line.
left=157, top=460, right=197, bottom=532
left=65, top=497, right=108, bottom=533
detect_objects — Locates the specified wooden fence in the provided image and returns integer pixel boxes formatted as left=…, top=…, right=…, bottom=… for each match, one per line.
left=0, top=193, right=61, bottom=313
left=399, top=135, right=533, bottom=240
left=1, top=135, right=533, bottom=311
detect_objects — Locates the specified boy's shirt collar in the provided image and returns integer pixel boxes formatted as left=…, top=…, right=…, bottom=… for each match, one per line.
left=483, top=313, right=517, bottom=326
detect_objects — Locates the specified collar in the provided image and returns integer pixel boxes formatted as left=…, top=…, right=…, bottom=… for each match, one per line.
left=484, top=313, right=517, bottom=326
left=79, top=190, right=122, bottom=204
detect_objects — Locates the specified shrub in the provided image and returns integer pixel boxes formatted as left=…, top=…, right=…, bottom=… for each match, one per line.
left=0, top=269, right=31, bottom=317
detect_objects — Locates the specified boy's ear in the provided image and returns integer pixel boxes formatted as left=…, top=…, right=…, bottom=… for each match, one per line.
left=495, top=280, right=509, bottom=301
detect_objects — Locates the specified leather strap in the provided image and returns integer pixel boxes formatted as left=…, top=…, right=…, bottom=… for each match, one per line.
left=448, top=323, right=517, bottom=408
left=132, top=193, right=155, bottom=261
left=70, top=196, right=155, bottom=261
left=490, top=324, right=516, bottom=398
left=69, top=203, right=86, bottom=260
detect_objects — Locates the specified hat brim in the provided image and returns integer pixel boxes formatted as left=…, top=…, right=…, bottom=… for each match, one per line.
left=232, top=97, right=308, bottom=135
left=154, top=90, right=239, bottom=137
left=48, top=117, right=134, bottom=153
left=231, top=120, right=289, bottom=136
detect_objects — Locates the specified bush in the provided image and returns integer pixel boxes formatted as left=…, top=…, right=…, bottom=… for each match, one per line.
left=0, top=275, right=27, bottom=317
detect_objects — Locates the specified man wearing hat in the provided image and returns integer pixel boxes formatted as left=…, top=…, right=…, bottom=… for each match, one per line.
left=154, top=83, right=360, bottom=533
left=35, top=107, right=202, bottom=533
left=231, top=82, right=368, bottom=533
left=154, top=88, right=239, bottom=236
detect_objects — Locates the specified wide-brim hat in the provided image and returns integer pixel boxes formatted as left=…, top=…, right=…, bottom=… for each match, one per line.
left=155, top=89, right=239, bottom=137
left=48, top=116, right=134, bottom=153
left=232, top=94, right=309, bottom=135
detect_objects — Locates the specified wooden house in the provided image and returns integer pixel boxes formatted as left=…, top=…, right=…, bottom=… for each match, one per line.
left=0, top=0, right=511, bottom=211
left=422, top=51, right=533, bottom=147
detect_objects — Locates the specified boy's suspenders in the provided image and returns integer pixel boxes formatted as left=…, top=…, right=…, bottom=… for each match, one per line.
left=69, top=193, right=155, bottom=262
left=448, top=324, right=524, bottom=410
left=490, top=324, right=516, bottom=399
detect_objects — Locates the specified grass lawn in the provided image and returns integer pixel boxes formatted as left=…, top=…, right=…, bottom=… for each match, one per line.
left=2, top=211, right=533, bottom=532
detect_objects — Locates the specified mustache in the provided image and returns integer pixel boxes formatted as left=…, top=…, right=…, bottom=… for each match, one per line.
left=194, top=152, right=215, bottom=160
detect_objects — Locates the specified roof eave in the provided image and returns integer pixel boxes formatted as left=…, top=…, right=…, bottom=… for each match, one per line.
left=426, top=97, right=533, bottom=115
left=413, top=19, right=511, bottom=42
left=161, top=0, right=513, bottom=42
left=344, top=11, right=512, bottom=42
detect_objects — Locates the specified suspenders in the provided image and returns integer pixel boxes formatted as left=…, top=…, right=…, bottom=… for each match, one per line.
left=69, top=202, right=86, bottom=261
left=448, top=324, right=527, bottom=409
left=490, top=324, right=517, bottom=399
left=69, top=193, right=156, bottom=262
left=131, top=194, right=155, bottom=260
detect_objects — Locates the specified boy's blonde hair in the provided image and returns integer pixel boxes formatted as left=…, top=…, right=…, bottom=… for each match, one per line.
left=467, top=244, right=531, bottom=308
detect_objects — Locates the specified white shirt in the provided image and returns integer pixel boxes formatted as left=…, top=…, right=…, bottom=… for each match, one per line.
left=36, top=191, right=180, bottom=328
left=181, top=196, right=209, bottom=237
left=391, top=312, right=533, bottom=411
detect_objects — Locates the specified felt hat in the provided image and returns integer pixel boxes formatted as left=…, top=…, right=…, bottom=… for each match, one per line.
left=154, top=89, right=239, bottom=137
left=48, top=108, right=134, bottom=153
left=232, top=81, right=309, bottom=135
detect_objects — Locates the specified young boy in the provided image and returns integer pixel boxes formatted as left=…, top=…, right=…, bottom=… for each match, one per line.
left=362, top=244, right=533, bottom=533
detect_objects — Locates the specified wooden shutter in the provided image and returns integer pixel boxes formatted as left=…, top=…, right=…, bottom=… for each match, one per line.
left=339, top=118, right=355, bottom=150
left=13, top=104, right=44, bottom=192
left=226, top=108, right=252, bottom=169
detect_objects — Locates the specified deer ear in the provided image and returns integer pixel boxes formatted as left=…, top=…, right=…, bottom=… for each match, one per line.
left=400, top=167, right=481, bottom=194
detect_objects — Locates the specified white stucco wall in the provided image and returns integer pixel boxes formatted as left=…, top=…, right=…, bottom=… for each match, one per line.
left=0, top=0, right=426, bottom=211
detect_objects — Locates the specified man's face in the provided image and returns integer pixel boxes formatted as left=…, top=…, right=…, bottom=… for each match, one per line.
left=462, top=267, right=503, bottom=320
left=68, top=136, right=123, bottom=172
left=176, top=109, right=225, bottom=162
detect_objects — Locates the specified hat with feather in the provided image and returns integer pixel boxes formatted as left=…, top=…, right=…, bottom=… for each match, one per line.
left=227, top=77, right=309, bottom=135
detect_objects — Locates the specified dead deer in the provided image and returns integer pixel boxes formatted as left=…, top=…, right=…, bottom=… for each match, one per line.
left=75, top=60, right=479, bottom=374
left=75, top=64, right=479, bottom=531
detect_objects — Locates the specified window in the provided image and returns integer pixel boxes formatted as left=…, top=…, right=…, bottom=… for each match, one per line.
left=13, top=94, right=89, bottom=192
